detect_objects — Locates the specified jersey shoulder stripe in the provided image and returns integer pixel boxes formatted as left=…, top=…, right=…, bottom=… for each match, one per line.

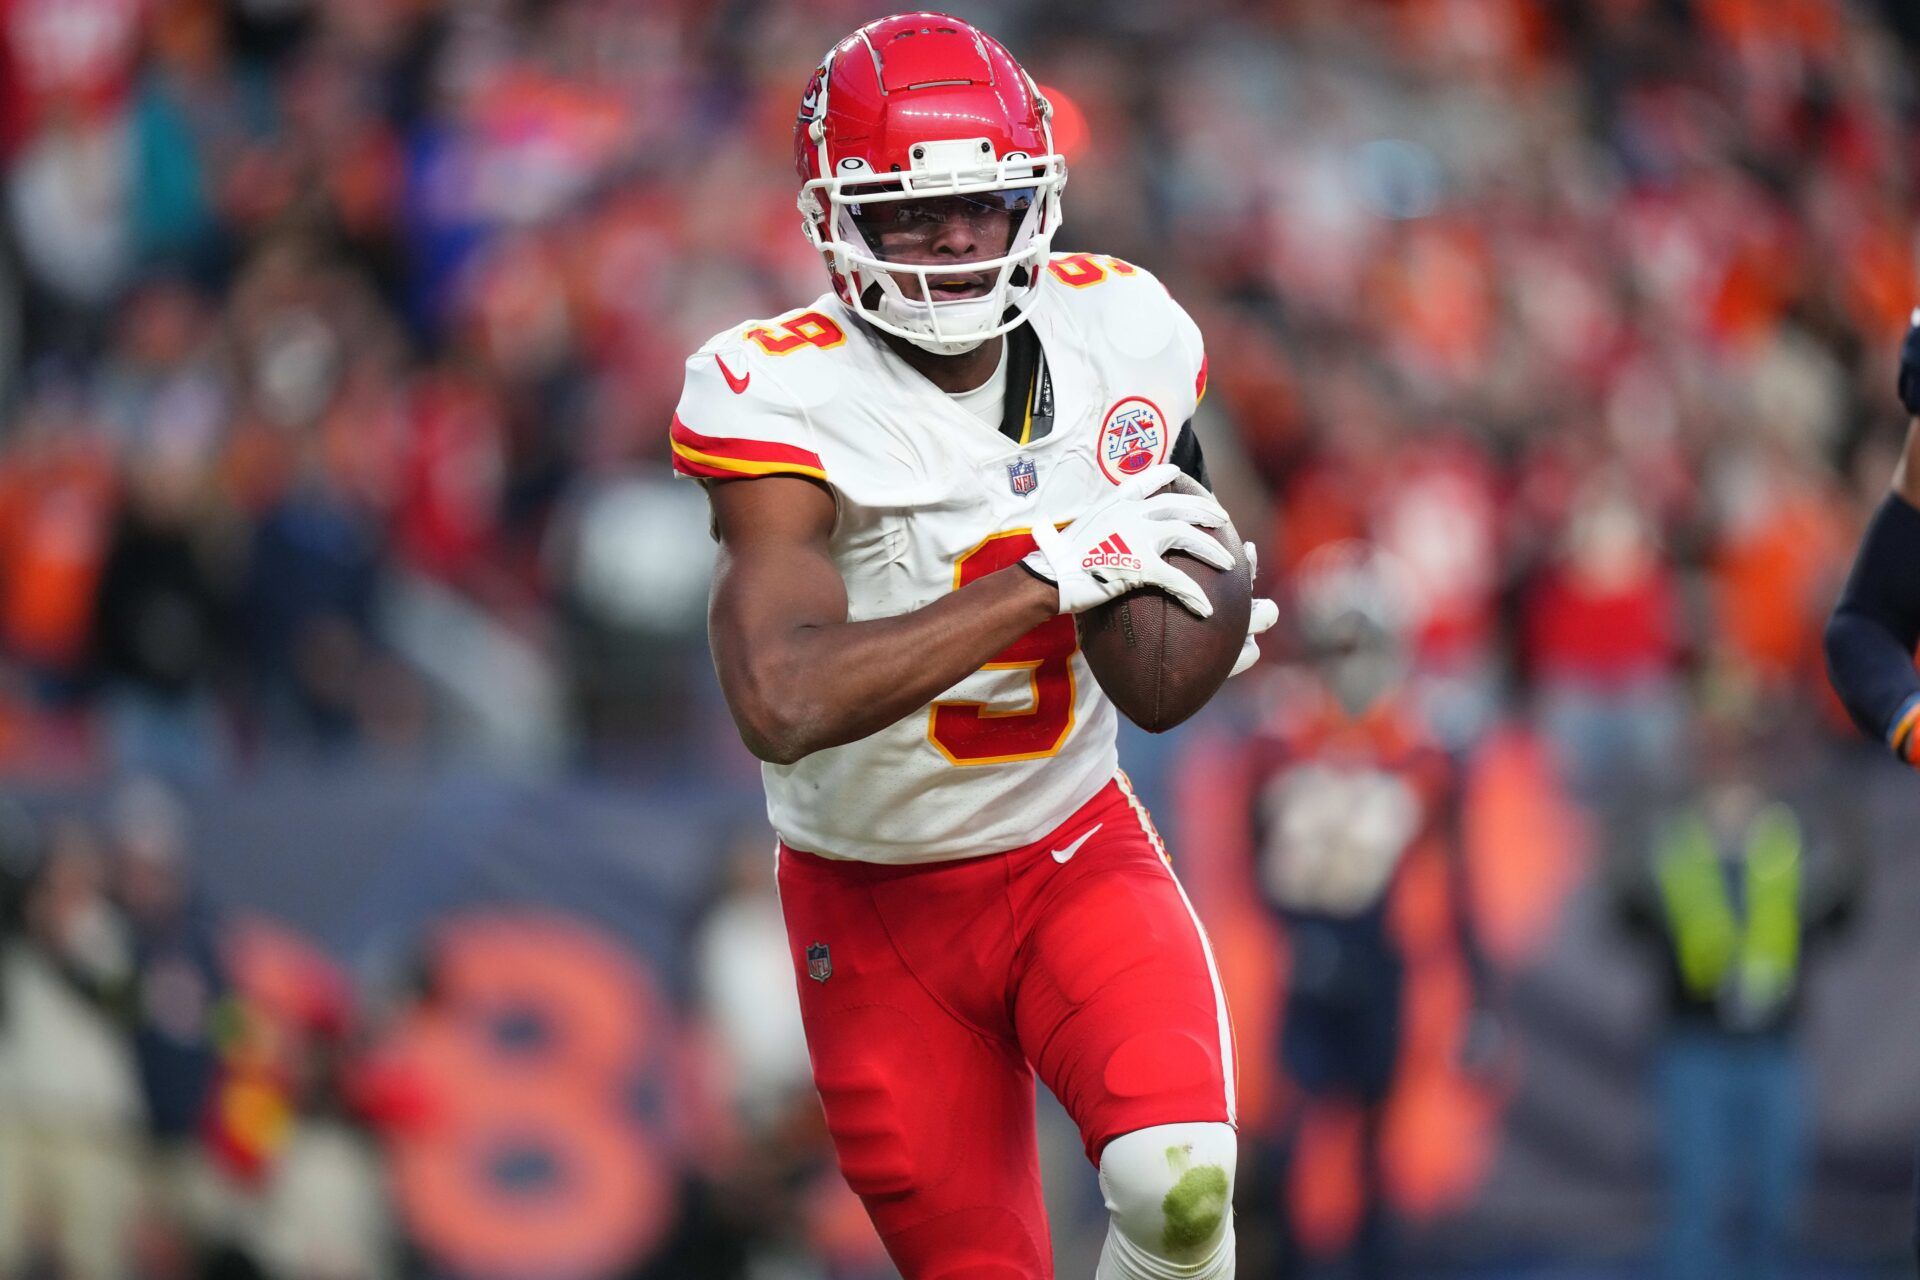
left=670, top=416, right=827, bottom=481
left=670, top=303, right=841, bottom=486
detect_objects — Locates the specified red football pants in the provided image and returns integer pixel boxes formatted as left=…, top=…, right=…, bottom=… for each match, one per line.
left=777, top=776, right=1236, bottom=1279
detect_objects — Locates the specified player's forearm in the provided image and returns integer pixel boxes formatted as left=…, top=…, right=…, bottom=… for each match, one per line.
left=1824, top=487, right=1920, bottom=759
left=721, top=566, right=1060, bottom=764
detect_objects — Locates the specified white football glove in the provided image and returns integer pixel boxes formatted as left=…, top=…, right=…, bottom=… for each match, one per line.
left=1023, top=463, right=1233, bottom=618
left=1232, top=541, right=1280, bottom=677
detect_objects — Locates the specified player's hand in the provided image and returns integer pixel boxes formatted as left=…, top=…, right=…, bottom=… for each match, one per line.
left=1023, top=463, right=1233, bottom=618
left=1230, top=541, right=1279, bottom=677
left=1899, top=308, right=1920, bottom=417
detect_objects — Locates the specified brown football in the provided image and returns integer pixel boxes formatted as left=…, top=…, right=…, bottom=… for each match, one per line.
left=1077, top=475, right=1252, bottom=733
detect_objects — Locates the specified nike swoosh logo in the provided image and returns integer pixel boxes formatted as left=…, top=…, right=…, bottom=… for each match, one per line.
left=715, top=353, right=751, bottom=395
left=1050, top=823, right=1102, bottom=864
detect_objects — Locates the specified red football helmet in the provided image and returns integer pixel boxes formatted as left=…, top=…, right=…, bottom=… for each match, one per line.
left=795, top=13, right=1068, bottom=354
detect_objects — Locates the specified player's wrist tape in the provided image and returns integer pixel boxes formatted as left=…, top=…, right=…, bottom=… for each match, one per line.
left=1889, top=693, right=1920, bottom=765
left=1022, top=523, right=1071, bottom=596
left=1026, top=522, right=1065, bottom=571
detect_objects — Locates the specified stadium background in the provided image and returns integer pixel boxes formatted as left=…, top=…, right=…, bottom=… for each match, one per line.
left=3, top=0, right=1920, bottom=1275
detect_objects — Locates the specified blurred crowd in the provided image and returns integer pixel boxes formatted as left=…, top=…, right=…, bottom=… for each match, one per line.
left=0, top=777, right=902, bottom=1280
left=0, top=780, right=392, bottom=1280
left=3, top=0, right=1920, bottom=1276
left=0, top=0, right=1914, bottom=782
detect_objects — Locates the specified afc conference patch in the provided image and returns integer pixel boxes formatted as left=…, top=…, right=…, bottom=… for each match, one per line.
left=1097, top=396, right=1170, bottom=484
left=806, top=940, right=832, bottom=983
left=1007, top=456, right=1038, bottom=496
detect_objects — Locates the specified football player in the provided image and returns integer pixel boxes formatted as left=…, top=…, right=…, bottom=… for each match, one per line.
left=671, top=13, right=1277, bottom=1278
left=1826, top=311, right=1920, bottom=763
left=1235, top=543, right=1492, bottom=1278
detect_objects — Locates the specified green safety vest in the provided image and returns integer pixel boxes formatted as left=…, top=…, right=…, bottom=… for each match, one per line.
left=1653, top=804, right=1803, bottom=1019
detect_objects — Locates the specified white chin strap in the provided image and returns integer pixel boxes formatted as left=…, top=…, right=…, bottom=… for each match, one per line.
left=874, top=293, right=1000, bottom=355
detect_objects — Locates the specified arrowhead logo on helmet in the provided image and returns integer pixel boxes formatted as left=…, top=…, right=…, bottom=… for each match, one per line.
left=794, top=13, right=1069, bottom=356
left=797, top=61, right=829, bottom=123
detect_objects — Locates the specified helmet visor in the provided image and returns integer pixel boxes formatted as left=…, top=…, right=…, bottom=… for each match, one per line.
left=847, top=187, right=1038, bottom=254
left=840, top=186, right=1040, bottom=303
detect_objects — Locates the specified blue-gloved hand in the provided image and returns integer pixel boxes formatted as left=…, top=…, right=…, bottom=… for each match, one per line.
left=1900, top=308, right=1920, bottom=417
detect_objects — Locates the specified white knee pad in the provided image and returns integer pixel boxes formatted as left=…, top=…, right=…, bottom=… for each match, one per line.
left=1095, top=1121, right=1237, bottom=1280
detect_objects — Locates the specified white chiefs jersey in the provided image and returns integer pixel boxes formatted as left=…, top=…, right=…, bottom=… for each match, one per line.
left=672, top=254, right=1208, bottom=864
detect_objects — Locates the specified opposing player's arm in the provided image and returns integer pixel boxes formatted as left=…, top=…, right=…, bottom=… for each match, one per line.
left=1825, top=462, right=1920, bottom=760
left=1824, top=317, right=1920, bottom=765
left=707, top=476, right=1060, bottom=765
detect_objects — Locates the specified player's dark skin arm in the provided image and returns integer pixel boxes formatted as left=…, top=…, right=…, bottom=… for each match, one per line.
left=707, top=474, right=1059, bottom=765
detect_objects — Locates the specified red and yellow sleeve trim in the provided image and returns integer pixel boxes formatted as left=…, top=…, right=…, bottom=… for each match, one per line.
left=1195, top=354, right=1209, bottom=406
left=669, top=417, right=827, bottom=482
left=1890, top=695, right=1920, bottom=764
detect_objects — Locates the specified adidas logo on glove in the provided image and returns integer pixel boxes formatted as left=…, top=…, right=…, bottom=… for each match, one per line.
left=1081, top=534, right=1143, bottom=573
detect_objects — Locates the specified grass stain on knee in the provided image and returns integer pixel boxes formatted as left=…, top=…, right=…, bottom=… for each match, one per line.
left=1161, top=1162, right=1229, bottom=1254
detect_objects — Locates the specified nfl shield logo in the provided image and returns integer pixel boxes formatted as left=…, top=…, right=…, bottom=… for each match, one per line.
left=1007, top=457, right=1038, bottom=497
left=806, top=941, right=832, bottom=983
